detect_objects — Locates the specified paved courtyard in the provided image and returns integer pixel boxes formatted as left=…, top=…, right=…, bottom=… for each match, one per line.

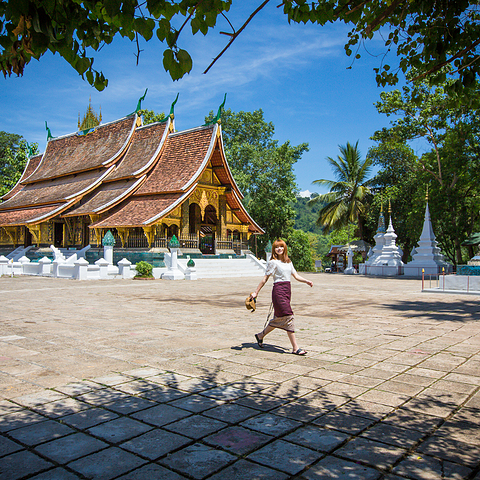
left=0, top=273, right=479, bottom=479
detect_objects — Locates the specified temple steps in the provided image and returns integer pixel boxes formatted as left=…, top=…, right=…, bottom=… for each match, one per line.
left=177, top=256, right=265, bottom=278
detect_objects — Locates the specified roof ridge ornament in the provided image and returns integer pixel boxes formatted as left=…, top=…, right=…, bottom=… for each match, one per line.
left=45, top=121, right=53, bottom=141
left=169, top=93, right=179, bottom=119
left=133, top=88, right=148, bottom=115
left=204, top=93, right=227, bottom=126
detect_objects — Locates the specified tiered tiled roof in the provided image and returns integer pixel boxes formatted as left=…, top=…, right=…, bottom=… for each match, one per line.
left=0, top=111, right=263, bottom=234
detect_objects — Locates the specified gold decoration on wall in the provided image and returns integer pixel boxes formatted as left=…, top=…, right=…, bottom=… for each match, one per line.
left=117, top=228, right=130, bottom=248
left=142, top=226, right=155, bottom=247
left=190, top=188, right=219, bottom=219
left=28, top=225, right=41, bottom=245
left=3, top=226, right=19, bottom=247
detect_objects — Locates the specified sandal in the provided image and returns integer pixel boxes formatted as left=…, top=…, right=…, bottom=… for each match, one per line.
left=293, top=348, right=307, bottom=355
left=255, top=334, right=264, bottom=348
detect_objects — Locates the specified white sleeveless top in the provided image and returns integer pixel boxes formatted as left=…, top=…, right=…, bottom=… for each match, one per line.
left=265, top=259, right=297, bottom=283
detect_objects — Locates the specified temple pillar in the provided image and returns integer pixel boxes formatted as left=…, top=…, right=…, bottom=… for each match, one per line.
left=180, top=201, right=189, bottom=237
left=219, top=194, right=227, bottom=238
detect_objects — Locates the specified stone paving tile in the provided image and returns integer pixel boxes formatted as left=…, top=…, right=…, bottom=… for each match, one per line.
left=0, top=434, right=24, bottom=456
left=335, top=437, right=407, bottom=470
left=116, top=463, right=188, bottom=479
left=75, top=388, right=131, bottom=406
left=271, top=400, right=327, bottom=423
left=357, top=389, right=411, bottom=407
left=131, top=404, right=191, bottom=427
left=60, top=407, right=119, bottom=429
left=159, top=442, right=237, bottom=479
left=416, top=435, right=480, bottom=468
left=313, top=411, right=376, bottom=434
left=87, top=416, right=153, bottom=443
left=120, top=428, right=191, bottom=459
left=208, top=458, right=289, bottom=480
left=29, top=467, right=81, bottom=479
left=67, top=446, right=147, bottom=480
left=34, top=431, right=108, bottom=463
left=0, top=409, right=47, bottom=432
left=53, top=381, right=104, bottom=396
left=0, top=449, right=54, bottom=480
left=202, top=402, right=260, bottom=423
left=240, top=412, right=302, bottom=436
left=8, top=419, right=75, bottom=446
left=140, top=385, right=190, bottom=402
left=204, top=425, right=273, bottom=455
left=168, top=393, right=223, bottom=413
left=298, top=455, right=382, bottom=479
left=284, top=424, right=349, bottom=452
left=381, top=408, right=443, bottom=433
left=163, top=413, right=228, bottom=439
left=12, top=390, right=69, bottom=407
left=102, top=395, right=158, bottom=414
left=29, top=397, right=91, bottom=418
left=247, top=439, right=323, bottom=475
left=200, top=384, right=250, bottom=401
left=335, top=399, right=395, bottom=420
left=0, top=400, right=23, bottom=415
left=392, top=453, right=473, bottom=479
left=236, top=392, right=289, bottom=411
left=360, top=422, right=426, bottom=448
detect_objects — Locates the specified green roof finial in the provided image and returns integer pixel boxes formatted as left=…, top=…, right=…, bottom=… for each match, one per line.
left=204, top=93, right=227, bottom=125
left=45, top=121, right=53, bottom=141
left=135, top=88, right=148, bottom=113
left=169, top=93, right=179, bottom=119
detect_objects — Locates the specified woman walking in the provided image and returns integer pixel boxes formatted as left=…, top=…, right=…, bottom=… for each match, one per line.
left=250, top=239, right=313, bottom=355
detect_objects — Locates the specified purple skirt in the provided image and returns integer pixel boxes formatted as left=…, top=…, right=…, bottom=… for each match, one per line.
left=272, top=281, right=293, bottom=317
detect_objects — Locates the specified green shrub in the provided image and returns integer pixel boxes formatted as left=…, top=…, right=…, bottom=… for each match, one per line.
left=135, top=261, right=153, bottom=277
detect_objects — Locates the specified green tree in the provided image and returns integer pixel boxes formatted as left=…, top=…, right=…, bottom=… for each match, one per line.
left=0, top=138, right=39, bottom=197
left=310, top=141, right=373, bottom=239
left=139, top=109, right=166, bottom=125
left=0, top=131, right=22, bottom=166
left=3, top=1, right=480, bottom=94
left=286, top=229, right=314, bottom=272
left=207, top=108, right=309, bottom=253
left=371, top=80, right=480, bottom=264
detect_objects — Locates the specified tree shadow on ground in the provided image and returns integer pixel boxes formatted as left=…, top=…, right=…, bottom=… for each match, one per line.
left=380, top=298, right=480, bottom=323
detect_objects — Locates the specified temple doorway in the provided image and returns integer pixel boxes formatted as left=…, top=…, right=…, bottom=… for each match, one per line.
left=23, top=227, right=32, bottom=247
left=54, top=222, right=63, bottom=247
left=200, top=205, right=217, bottom=254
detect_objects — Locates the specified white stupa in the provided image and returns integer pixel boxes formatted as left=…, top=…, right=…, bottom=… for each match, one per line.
left=404, top=195, right=451, bottom=277
left=360, top=201, right=403, bottom=276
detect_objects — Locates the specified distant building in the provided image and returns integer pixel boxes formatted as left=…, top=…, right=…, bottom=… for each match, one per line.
left=0, top=101, right=263, bottom=255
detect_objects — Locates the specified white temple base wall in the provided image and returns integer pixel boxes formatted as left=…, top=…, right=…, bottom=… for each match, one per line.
left=403, top=265, right=442, bottom=277
left=359, top=264, right=403, bottom=276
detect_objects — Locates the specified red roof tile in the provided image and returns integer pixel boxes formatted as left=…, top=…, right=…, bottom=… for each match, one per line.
left=25, top=116, right=136, bottom=182
left=90, top=193, right=184, bottom=228
left=136, top=125, right=215, bottom=194
left=0, top=204, right=65, bottom=226
left=63, top=177, right=145, bottom=216
left=0, top=168, right=112, bottom=211
left=106, top=121, right=168, bottom=181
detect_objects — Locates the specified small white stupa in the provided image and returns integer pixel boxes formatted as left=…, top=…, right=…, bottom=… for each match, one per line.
left=360, top=200, right=403, bottom=276
left=404, top=191, right=451, bottom=277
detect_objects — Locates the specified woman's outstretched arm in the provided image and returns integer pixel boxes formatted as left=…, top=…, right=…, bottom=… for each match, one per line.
left=292, top=271, right=313, bottom=287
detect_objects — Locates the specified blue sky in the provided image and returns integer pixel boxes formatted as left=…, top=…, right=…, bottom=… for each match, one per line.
left=1, top=3, right=409, bottom=195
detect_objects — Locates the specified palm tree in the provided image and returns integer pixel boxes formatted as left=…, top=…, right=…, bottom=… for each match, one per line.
left=310, top=141, right=372, bottom=239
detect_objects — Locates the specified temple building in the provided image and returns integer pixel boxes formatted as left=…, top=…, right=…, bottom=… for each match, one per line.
left=0, top=98, right=263, bottom=256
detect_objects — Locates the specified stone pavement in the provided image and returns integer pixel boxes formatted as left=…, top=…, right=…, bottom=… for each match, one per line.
left=0, top=274, right=479, bottom=479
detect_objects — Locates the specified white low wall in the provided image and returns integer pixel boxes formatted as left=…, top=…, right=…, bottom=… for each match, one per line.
left=438, top=275, right=480, bottom=292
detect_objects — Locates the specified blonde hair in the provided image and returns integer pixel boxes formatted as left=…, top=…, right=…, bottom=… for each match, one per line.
left=271, top=239, right=291, bottom=263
